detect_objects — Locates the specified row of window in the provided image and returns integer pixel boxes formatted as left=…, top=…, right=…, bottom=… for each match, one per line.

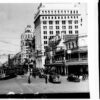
left=43, top=20, right=78, bottom=25
left=66, top=41, right=77, bottom=50
left=21, top=34, right=33, bottom=40
left=43, top=25, right=78, bottom=29
left=41, top=10, right=78, bottom=14
left=43, top=30, right=79, bottom=35
left=42, top=16, right=78, bottom=20
left=44, top=36, right=54, bottom=39
left=21, top=41, right=32, bottom=46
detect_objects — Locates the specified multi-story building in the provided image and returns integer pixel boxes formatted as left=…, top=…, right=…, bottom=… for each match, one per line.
left=34, top=3, right=86, bottom=68
left=21, top=25, right=34, bottom=63
left=45, top=33, right=88, bottom=78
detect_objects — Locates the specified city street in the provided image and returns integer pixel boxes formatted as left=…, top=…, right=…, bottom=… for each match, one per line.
left=0, top=75, right=89, bottom=94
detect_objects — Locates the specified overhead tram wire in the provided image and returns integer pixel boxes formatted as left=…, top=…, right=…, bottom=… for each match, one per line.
left=0, top=40, right=19, bottom=47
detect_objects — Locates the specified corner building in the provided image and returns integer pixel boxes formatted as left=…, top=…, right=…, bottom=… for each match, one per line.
left=34, top=3, right=86, bottom=68
left=21, top=25, right=33, bottom=63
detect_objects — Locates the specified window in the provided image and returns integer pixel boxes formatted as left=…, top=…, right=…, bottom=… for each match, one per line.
left=52, top=16, right=53, bottom=19
left=48, top=16, right=50, bottom=19
left=69, top=30, right=72, bottom=34
left=62, top=26, right=66, bottom=29
left=61, top=16, right=63, bottom=19
left=45, top=17, right=47, bottom=19
left=69, top=43, right=70, bottom=49
left=72, top=42, right=74, bottom=48
left=28, top=34, right=30, bottom=38
left=64, top=10, right=66, bottom=13
left=62, top=31, right=66, bottom=34
left=62, top=21, right=66, bottom=24
left=43, top=21, right=47, bottom=24
left=75, top=30, right=78, bottom=34
left=48, top=11, right=50, bottom=13
left=43, top=31, right=47, bottom=34
left=49, top=26, right=53, bottom=29
left=43, top=26, right=47, bottom=29
left=76, top=10, right=78, bottom=14
left=73, top=10, right=75, bottom=14
left=56, top=31, right=60, bottom=34
left=58, top=16, right=60, bottom=19
left=42, top=17, right=44, bottom=19
left=45, top=11, right=47, bottom=13
left=42, top=11, right=44, bottom=13
left=49, top=21, right=53, bottom=24
left=44, top=36, right=47, bottom=39
left=74, top=20, right=78, bottom=24
left=64, top=16, right=66, bottom=19
left=49, top=31, right=53, bottom=34
left=70, top=10, right=72, bottom=14
left=75, top=25, right=78, bottom=29
left=44, top=41, right=47, bottom=44
left=44, top=46, right=47, bottom=49
left=55, top=21, right=59, bottom=24
left=56, top=26, right=59, bottom=29
left=68, top=20, right=72, bottom=24
left=69, top=26, right=72, bottom=29
left=50, top=36, right=54, bottom=39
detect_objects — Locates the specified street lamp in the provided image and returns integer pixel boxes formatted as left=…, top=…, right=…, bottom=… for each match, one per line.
left=67, top=50, right=72, bottom=61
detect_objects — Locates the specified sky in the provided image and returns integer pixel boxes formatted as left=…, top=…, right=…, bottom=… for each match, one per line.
left=0, top=3, right=39, bottom=55
left=0, top=3, right=39, bottom=63
left=0, top=3, right=87, bottom=63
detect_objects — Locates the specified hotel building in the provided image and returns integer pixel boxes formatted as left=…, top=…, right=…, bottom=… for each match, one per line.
left=34, top=3, right=87, bottom=68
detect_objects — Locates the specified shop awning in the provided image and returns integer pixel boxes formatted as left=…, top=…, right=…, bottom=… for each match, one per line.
left=45, top=60, right=88, bottom=67
left=65, top=60, right=88, bottom=66
left=44, top=62, right=64, bottom=67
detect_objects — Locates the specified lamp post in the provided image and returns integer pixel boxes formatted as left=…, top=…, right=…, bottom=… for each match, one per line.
left=67, top=50, right=71, bottom=76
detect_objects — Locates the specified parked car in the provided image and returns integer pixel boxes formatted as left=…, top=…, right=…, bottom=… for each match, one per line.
left=49, top=73, right=61, bottom=83
left=39, top=72, right=46, bottom=78
left=67, top=74, right=80, bottom=82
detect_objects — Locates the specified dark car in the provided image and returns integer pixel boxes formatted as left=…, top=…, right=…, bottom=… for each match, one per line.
left=39, top=72, right=46, bottom=78
left=67, top=74, right=80, bottom=82
left=49, top=73, right=61, bottom=83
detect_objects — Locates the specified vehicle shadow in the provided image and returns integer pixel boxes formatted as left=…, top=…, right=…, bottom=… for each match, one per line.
left=0, top=75, right=17, bottom=80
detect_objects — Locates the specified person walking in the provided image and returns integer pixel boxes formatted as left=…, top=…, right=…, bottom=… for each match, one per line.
left=28, top=75, right=31, bottom=84
left=45, top=75, right=48, bottom=84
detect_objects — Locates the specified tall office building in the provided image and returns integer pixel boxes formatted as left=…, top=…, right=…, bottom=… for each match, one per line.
left=34, top=3, right=87, bottom=68
left=21, top=25, right=33, bottom=63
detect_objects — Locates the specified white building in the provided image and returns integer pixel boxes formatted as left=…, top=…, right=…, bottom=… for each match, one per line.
left=34, top=3, right=87, bottom=68
left=21, top=25, right=34, bottom=63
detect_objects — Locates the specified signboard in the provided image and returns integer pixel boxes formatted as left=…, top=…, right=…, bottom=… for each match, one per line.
left=64, top=35, right=78, bottom=42
left=67, top=50, right=71, bottom=54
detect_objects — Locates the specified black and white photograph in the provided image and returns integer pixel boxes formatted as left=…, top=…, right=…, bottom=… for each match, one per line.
left=0, top=1, right=99, bottom=99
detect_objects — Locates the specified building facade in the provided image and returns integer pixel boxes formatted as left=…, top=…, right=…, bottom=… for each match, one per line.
left=45, top=33, right=88, bottom=78
left=21, top=25, right=34, bottom=64
left=34, top=3, right=85, bottom=68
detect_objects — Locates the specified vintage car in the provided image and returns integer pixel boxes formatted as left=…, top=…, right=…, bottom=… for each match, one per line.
left=67, top=74, right=80, bottom=82
left=49, top=73, right=61, bottom=83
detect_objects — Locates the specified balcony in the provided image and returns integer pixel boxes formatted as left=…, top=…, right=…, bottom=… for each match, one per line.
left=45, top=57, right=88, bottom=66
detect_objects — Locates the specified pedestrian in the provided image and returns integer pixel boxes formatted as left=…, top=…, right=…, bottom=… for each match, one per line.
left=45, top=75, right=48, bottom=84
left=28, top=74, right=31, bottom=84
left=33, top=73, right=36, bottom=78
